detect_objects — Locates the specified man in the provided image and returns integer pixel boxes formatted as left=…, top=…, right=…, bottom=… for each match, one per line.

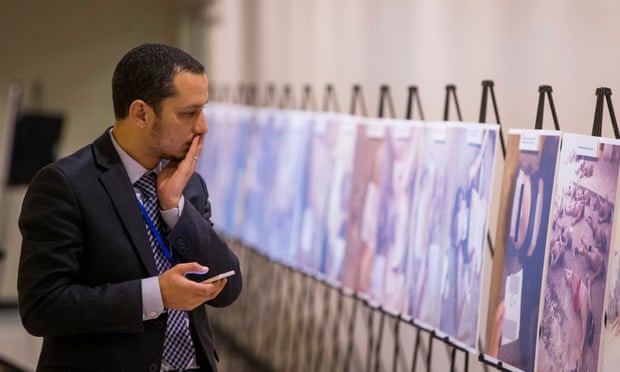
left=17, top=43, right=242, bottom=372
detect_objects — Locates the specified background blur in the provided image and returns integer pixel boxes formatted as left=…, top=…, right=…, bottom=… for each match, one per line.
left=2, top=0, right=620, bottom=370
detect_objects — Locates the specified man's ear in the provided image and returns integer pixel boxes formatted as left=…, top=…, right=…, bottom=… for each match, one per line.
left=128, top=100, right=150, bottom=128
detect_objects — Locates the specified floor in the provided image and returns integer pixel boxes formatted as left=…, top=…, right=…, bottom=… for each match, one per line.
left=0, top=307, right=40, bottom=372
left=0, top=306, right=264, bottom=372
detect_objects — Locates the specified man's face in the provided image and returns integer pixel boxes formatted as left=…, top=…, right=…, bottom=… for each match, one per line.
left=150, top=71, right=209, bottom=162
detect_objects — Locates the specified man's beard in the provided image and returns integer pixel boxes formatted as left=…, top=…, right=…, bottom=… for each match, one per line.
left=152, top=116, right=185, bottom=162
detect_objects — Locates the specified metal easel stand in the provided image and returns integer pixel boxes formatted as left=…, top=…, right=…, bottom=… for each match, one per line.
left=591, top=87, right=620, bottom=139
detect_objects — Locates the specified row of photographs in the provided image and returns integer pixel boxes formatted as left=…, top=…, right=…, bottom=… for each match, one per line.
left=198, top=103, right=620, bottom=372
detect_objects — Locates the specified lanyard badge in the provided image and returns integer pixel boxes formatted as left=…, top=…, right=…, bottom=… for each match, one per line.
left=137, top=200, right=173, bottom=262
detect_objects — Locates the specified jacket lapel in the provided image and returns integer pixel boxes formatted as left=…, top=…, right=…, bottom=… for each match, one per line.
left=92, top=130, right=158, bottom=276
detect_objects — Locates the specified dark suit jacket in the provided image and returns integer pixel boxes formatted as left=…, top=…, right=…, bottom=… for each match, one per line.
left=17, top=129, right=242, bottom=372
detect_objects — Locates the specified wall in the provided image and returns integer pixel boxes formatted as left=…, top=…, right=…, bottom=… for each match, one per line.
left=200, top=1, right=620, bottom=370
left=203, top=0, right=620, bottom=134
left=0, top=0, right=198, bottom=301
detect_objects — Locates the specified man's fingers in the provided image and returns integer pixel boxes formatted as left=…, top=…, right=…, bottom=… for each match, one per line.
left=188, top=134, right=204, bottom=163
left=175, top=262, right=209, bottom=275
left=202, top=278, right=227, bottom=301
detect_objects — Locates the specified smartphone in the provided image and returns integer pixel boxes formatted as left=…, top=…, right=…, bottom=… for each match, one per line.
left=202, top=270, right=236, bottom=284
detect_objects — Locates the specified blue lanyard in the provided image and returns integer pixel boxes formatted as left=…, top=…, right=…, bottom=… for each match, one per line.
left=137, top=200, right=173, bottom=262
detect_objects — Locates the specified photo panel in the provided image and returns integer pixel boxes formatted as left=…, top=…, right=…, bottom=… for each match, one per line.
left=198, top=102, right=230, bottom=229
left=437, top=123, right=498, bottom=350
left=297, top=113, right=341, bottom=273
left=536, top=133, right=620, bottom=372
left=240, top=108, right=280, bottom=251
left=376, top=120, right=424, bottom=313
left=265, top=110, right=312, bottom=265
left=405, top=122, right=454, bottom=329
left=485, top=129, right=561, bottom=372
left=227, top=107, right=254, bottom=238
left=199, top=103, right=253, bottom=235
left=323, top=116, right=359, bottom=284
left=340, top=119, right=388, bottom=295
left=601, top=140, right=620, bottom=371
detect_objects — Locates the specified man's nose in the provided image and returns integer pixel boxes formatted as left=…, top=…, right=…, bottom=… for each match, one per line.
left=196, top=111, right=208, bottom=134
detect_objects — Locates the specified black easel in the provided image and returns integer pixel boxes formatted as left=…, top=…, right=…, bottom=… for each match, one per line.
left=218, top=83, right=231, bottom=103
left=591, top=87, right=620, bottom=138
left=251, top=83, right=276, bottom=362
left=263, top=84, right=276, bottom=107
left=282, top=263, right=304, bottom=372
left=443, top=84, right=463, bottom=121
left=272, top=274, right=290, bottom=367
left=436, top=83, right=464, bottom=372
left=387, top=85, right=426, bottom=372
left=277, top=84, right=303, bottom=371
left=286, top=84, right=318, bottom=372
left=301, top=84, right=318, bottom=111
left=372, top=305, right=386, bottom=372
left=397, top=85, right=424, bottom=372
left=207, top=81, right=217, bottom=102
left=340, top=85, right=369, bottom=372
left=239, top=89, right=272, bottom=365
left=479, top=85, right=562, bottom=372
left=361, top=85, right=403, bottom=372
left=231, top=82, right=244, bottom=104
left=258, top=84, right=296, bottom=369
left=358, top=85, right=398, bottom=372
left=406, top=86, right=425, bottom=120
left=350, top=84, right=369, bottom=117
left=279, top=85, right=295, bottom=110
left=252, top=248, right=279, bottom=365
left=479, top=80, right=505, bottom=156
left=314, top=279, right=335, bottom=372
left=534, top=85, right=560, bottom=131
left=245, top=83, right=258, bottom=106
left=311, top=84, right=343, bottom=372
left=378, top=85, right=397, bottom=119
left=440, top=83, right=490, bottom=372
left=323, top=84, right=342, bottom=113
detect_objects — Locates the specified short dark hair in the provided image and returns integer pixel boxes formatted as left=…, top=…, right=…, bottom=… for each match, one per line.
left=112, top=43, right=205, bottom=119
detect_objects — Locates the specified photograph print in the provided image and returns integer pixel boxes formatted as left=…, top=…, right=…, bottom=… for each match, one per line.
left=601, top=137, right=620, bottom=371
left=199, top=104, right=253, bottom=237
left=297, top=113, right=340, bottom=274
left=376, top=121, right=423, bottom=313
left=405, top=122, right=453, bottom=329
left=485, top=129, right=561, bottom=372
left=536, top=133, right=620, bottom=372
left=240, top=108, right=280, bottom=251
left=437, top=122, right=498, bottom=350
left=340, top=119, right=388, bottom=296
left=264, top=110, right=312, bottom=265
left=322, top=115, right=358, bottom=284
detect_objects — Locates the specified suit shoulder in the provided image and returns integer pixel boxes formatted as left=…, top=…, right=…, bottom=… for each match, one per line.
left=36, top=129, right=114, bottom=181
left=37, top=144, right=97, bottom=181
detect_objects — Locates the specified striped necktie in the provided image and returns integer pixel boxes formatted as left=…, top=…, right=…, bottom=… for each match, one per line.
left=134, top=172, right=196, bottom=370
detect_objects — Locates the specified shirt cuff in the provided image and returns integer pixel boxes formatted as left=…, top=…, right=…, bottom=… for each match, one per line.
left=161, top=195, right=184, bottom=228
left=142, top=276, right=165, bottom=320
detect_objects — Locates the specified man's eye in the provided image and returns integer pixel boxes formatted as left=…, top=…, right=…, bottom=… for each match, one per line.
left=185, top=111, right=198, bottom=117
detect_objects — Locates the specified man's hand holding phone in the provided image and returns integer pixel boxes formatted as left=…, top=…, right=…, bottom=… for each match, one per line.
left=159, top=262, right=233, bottom=311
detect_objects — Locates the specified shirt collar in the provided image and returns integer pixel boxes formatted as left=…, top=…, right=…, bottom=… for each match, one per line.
left=108, top=128, right=160, bottom=185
